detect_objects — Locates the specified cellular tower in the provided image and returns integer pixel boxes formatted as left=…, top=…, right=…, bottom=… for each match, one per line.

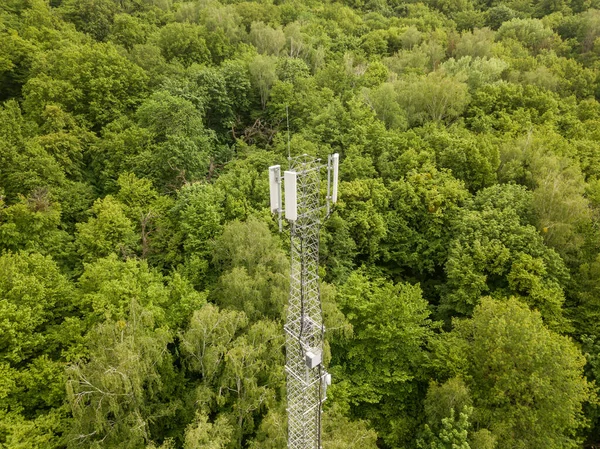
left=269, top=153, right=339, bottom=449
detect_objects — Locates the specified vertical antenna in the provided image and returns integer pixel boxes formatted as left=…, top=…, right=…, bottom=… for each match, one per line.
left=284, top=171, right=298, bottom=221
left=286, top=105, right=291, bottom=159
left=269, top=165, right=283, bottom=231
left=331, top=153, right=339, bottom=204
left=326, top=153, right=339, bottom=217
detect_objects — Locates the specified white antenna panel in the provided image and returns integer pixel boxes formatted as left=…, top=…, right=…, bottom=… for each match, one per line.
left=331, top=153, right=339, bottom=203
left=269, top=165, right=281, bottom=213
left=284, top=171, right=297, bottom=221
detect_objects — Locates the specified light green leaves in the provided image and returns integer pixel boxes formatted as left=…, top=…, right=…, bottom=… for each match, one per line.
left=333, top=270, right=435, bottom=447
left=442, top=298, right=591, bottom=449
left=66, top=300, right=172, bottom=449
left=75, top=196, right=137, bottom=263
left=23, top=42, right=147, bottom=126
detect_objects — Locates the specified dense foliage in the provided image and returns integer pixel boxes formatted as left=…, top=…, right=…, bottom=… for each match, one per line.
left=1, top=0, right=600, bottom=447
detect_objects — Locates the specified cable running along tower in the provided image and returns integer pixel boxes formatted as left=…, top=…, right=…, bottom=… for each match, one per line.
left=269, top=153, right=339, bottom=449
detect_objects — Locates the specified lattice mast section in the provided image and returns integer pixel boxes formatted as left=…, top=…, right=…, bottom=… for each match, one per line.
left=286, top=156, right=325, bottom=449
left=269, top=154, right=339, bottom=449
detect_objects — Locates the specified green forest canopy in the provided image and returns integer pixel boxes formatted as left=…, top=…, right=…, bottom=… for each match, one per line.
left=2, top=0, right=600, bottom=447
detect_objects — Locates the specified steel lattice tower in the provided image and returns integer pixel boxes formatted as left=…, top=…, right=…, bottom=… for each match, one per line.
left=269, top=154, right=338, bottom=449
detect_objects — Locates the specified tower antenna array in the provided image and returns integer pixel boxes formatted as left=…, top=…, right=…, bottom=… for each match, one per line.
left=269, top=153, right=339, bottom=449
